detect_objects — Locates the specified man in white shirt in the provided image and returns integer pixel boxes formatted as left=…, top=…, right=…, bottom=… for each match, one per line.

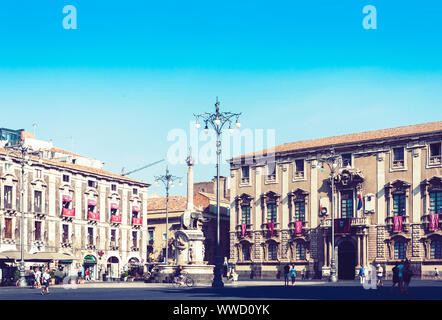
left=376, top=264, right=384, bottom=287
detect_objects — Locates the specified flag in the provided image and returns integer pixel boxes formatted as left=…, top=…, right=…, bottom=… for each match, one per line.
left=295, top=221, right=303, bottom=235
left=335, top=218, right=351, bottom=234
left=241, top=224, right=247, bottom=237
left=429, top=214, right=439, bottom=231
left=267, top=222, right=274, bottom=237
left=357, top=193, right=364, bottom=211
left=393, top=216, right=403, bottom=232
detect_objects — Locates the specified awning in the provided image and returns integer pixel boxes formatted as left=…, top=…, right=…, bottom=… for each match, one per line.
left=111, top=203, right=119, bottom=210
left=0, top=251, right=77, bottom=261
left=62, top=195, right=72, bottom=202
left=84, top=255, right=97, bottom=264
left=132, top=206, right=140, bottom=212
left=88, top=199, right=97, bottom=206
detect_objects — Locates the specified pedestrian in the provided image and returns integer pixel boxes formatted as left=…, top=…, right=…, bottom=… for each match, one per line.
left=283, top=264, right=290, bottom=286
left=359, top=265, right=365, bottom=284
left=34, top=268, right=42, bottom=289
left=401, top=259, right=413, bottom=295
left=376, top=264, right=384, bottom=287
left=301, top=269, right=305, bottom=280
left=41, top=269, right=51, bottom=295
left=85, top=268, right=90, bottom=281
left=434, top=267, right=439, bottom=280
left=290, top=264, right=297, bottom=286
left=390, top=261, right=403, bottom=294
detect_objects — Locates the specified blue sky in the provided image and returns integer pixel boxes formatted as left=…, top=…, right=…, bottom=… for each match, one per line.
left=0, top=0, right=441, bottom=196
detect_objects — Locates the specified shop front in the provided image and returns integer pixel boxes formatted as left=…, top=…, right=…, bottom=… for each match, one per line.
left=83, top=255, right=97, bottom=280
left=107, top=256, right=120, bottom=281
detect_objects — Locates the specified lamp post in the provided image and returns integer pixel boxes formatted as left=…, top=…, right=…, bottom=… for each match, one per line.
left=318, top=148, right=342, bottom=283
left=154, top=167, right=182, bottom=265
left=4, top=141, right=41, bottom=287
left=194, top=97, right=241, bottom=288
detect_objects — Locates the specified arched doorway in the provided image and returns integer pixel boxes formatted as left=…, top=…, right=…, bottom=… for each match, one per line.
left=107, top=256, right=120, bottom=281
left=338, top=241, right=356, bottom=280
left=83, top=255, right=97, bottom=280
left=128, top=257, right=142, bottom=277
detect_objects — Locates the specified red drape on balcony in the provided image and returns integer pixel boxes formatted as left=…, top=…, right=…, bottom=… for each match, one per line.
left=241, top=224, right=247, bottom=237
left=267, top=222, right=274, bottom=237
left=393, top=216, right=403, bottom=232
left=334, top=218, right=352, bottom=234
left=430, top=214, right=439, bottom=231
left=295, top=221, right=303, bottom=235
left=62, top=195, right=72, bottom=202
left=87, top=199, right=97, bottom=206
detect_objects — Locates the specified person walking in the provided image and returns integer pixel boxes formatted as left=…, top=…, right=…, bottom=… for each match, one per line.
left=301, top=269, right=305, bottom=280
left=390, top=261, right=403, bottom=294
left=41, top=269, right=51, bottom=295
left=283, top=264, right=290, bottom=286
left=34, top=268, right=42, bottom=289
left=359, top=266, right=365, bottom=284
left=434, top=267, right=439, bottom=280
left=290, top=264, right=297, bottom=286
left=85, top=268, right=90, bottom=281
left=376, top=264, right=384, bottom=287
left=401, top=259, right=413, bottom=295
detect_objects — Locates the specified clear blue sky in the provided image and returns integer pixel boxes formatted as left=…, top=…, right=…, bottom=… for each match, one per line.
left=0, top=0, right=441, bottom=196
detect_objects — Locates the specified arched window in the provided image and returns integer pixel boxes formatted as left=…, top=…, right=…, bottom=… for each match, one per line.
left=431, top=240, right=442, bottom=259
left=394, top=242, right=405, bottom=260
left=296, top=243, right=306, bottom=260
left=241, top=242, right=251, bottom=261
left=268, top=243, right=278, bottom=261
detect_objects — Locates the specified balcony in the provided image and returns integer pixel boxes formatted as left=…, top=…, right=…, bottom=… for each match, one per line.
left=62, top=208, right=75, bottom=218
left=236, top=224, right=253, bottom=238
left=385, top=216, right=410, bottom=233
left=109, top=241, right=119, bottom=251
left=110, top=215, right=122, bottom=224
left=132, top=217, right=142, bottom=226
left=429, top=155, right=442, bottom=165
left=422, top=213, right=441, bottom=233
left=262, top=222, right=280, bottom=237
left=289, top=221, right=309, bottom=236
left=320, top=217, right=368, bottom=229
left=88, top=211, right=100, bottom=221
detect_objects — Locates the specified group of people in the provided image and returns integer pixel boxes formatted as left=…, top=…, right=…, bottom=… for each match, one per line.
left=284, top=264, right=303, bottom=286
left=31, top=268, right=51, bottom=295
left=390, top=259, right=414, bottom=295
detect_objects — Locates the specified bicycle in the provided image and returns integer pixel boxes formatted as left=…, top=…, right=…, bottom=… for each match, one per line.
left=171, top=274, right=195, bottom=288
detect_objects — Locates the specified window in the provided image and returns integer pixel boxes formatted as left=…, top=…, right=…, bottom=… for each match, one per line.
left=267, top=163, right=276, bottom=181
left=242, top=244, right=250, bottom=261
left=34, top=190, right=42, bottom=213
left=294, top=160, right=304, bottom=179
left=63, top=174, right=70, bottom=183
left=34, top=221, right=41, bottom=241
left=430, top=240, right=442, bottom=259
left=268, top=243, right=278, bottom=261
left=267, top=203, right=277, bottom=223
left=4, top=218, right=12, bottom=239
left=62, top=225, right=69, bottom=243
left=148, top=230, right=154, bottom=242
left=133, top=188, right=138, bottom=195
left=393, top=194, right=406, bottom=216
left=394, top=242, right=405, bottom=260
left=35, top=169, right=42, bottom=179
left=110, top=229, right=116, bottom=242
left=4, top=186, right=12, bottom=209
left=296, top=243, right=306, bottom=260
left=132, top=231, right=138, bottom=248
left=88, top=180, right=97, bottom=188
left=294, top=201, right=305, bottom=222
left=341, top=190, right=354, bottom=218
left=5, top=163, right=12, bottom=171
left=342, top=154, right=352, bottom=168
left=241, top=205, right=251, bottom=225
left=429, top=142, right=442, bottom=165
left=241, top=166, right=250, bottom=183
left=111, top=184, right=117, bottom=192
left=430, top=191, right=442, bottom=214
left=88, top=227, right=94, bottom=245
left=392, top=147, right=405, bottom=168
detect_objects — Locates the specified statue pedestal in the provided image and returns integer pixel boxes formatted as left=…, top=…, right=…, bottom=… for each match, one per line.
left=155, top=264, right=215, bottom=284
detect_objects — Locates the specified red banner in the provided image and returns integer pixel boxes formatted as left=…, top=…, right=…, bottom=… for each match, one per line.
left=267, top=222, right=274, bottom=237
left=295, top=221, right=303, bottom=235
left=429, top=214, right=439, bottom=231
left=132, top=217, right=142, bottom=225
left=111, top=215, right=122, bottom=223
left=132, top=206, right=140, bottom=212
left=87, top=199, right=97, bottom=206
left=62, top=195, right=72, bottom=202
left=393, top=216, right=403, bottom=232
left=62, top=208, right=75, bottom=217
left=334, top=218, right=352, bottom=234
left=111, top=203, right=119, bottom=210
left=88, top=211, right=100, bottom=221
left=241, top=224, right=247, bottom=237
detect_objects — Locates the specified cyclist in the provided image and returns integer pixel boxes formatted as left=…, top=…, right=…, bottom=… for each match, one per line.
left=175, top=265, right=186, bottom=285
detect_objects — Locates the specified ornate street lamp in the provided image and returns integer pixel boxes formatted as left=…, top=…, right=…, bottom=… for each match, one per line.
left=154, top=167, right=182, bottom=265
left=194, top=97, right=241, bottom=288
left=4, top=141, right=42, bottom=287
left=318, top=148, right=343, bottom=283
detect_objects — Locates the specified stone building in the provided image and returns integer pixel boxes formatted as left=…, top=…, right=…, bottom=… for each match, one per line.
left=0, top=130, right=149, bottom=281
left=228, top=121, right=442, bottom=279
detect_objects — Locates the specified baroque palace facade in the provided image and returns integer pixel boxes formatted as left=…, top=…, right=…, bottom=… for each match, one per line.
left=0, top=129, right=149, bottom=281
left=228, top=121, right=442, bottom=280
